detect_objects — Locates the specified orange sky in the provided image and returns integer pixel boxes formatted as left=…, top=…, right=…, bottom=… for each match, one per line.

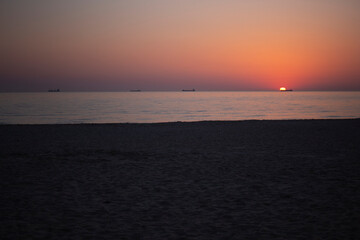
left=1, top=0, right=360, bottom=91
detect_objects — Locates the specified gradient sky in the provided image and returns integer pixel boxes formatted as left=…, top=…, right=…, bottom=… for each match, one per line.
left=1, top=0, right=360, bottom=91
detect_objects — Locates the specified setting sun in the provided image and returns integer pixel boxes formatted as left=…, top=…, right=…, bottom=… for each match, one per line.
left=280, top=87, right=287, bottom=91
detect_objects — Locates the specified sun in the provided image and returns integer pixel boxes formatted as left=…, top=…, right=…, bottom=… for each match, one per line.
left=279, top=87, right=287, bottom=91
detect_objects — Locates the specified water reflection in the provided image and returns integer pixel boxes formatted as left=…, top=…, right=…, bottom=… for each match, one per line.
left=0, top=91, right=359, bottom=124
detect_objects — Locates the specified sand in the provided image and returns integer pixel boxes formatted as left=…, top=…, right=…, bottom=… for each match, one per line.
left=0, top=119, right=359, bottom=239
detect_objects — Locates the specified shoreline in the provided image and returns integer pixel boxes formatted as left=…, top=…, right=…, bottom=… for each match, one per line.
left=1, top=119, right=359, bottom=239
left=1, top=117, right=359, bottom=126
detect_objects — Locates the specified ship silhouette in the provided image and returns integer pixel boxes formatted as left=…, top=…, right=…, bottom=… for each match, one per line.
left=48, top=89, right=60, bottom=92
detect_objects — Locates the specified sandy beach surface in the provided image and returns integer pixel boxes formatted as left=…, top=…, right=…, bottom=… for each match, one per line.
left=1, top=119, right=359, bottom=239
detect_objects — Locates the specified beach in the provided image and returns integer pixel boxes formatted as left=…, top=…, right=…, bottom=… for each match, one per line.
left=1, top=119, right=359, bottom=239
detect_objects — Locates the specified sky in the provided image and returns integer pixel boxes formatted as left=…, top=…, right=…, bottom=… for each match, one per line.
left=1, top=0, right=360, bottom=91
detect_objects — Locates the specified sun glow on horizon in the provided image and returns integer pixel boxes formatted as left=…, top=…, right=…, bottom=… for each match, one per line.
left=1, top=0, right=360, bottom=91
left=280, top=87, right=287, bottom=91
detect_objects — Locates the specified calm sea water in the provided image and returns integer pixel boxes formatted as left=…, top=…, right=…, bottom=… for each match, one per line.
left=0, top=91, right=359, bottom=124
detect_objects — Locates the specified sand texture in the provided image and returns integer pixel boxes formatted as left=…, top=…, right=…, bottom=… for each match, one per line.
left=1, top=119, right=360, bottom=239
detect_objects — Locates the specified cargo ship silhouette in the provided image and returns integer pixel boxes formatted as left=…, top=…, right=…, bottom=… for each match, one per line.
left=48, top=89, right=60, bottom=92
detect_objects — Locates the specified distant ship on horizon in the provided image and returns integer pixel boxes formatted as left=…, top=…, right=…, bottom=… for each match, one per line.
left=182, top=89, right=196, bottom=92
left=279, top=87, right=293, bottom=92
left=130, top=89, right=141, bottom=92
left=48, top=89, right=60, bottom=92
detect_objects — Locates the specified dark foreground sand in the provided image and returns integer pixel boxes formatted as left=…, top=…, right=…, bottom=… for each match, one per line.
left=1, top=119, right=359, bottom=239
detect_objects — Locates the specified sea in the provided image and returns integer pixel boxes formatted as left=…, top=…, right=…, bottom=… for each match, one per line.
left=0, top=91, right=359, bottom=124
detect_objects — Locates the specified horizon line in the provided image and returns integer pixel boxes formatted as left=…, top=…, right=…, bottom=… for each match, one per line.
left=1, top=90, right=360, bottom=93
